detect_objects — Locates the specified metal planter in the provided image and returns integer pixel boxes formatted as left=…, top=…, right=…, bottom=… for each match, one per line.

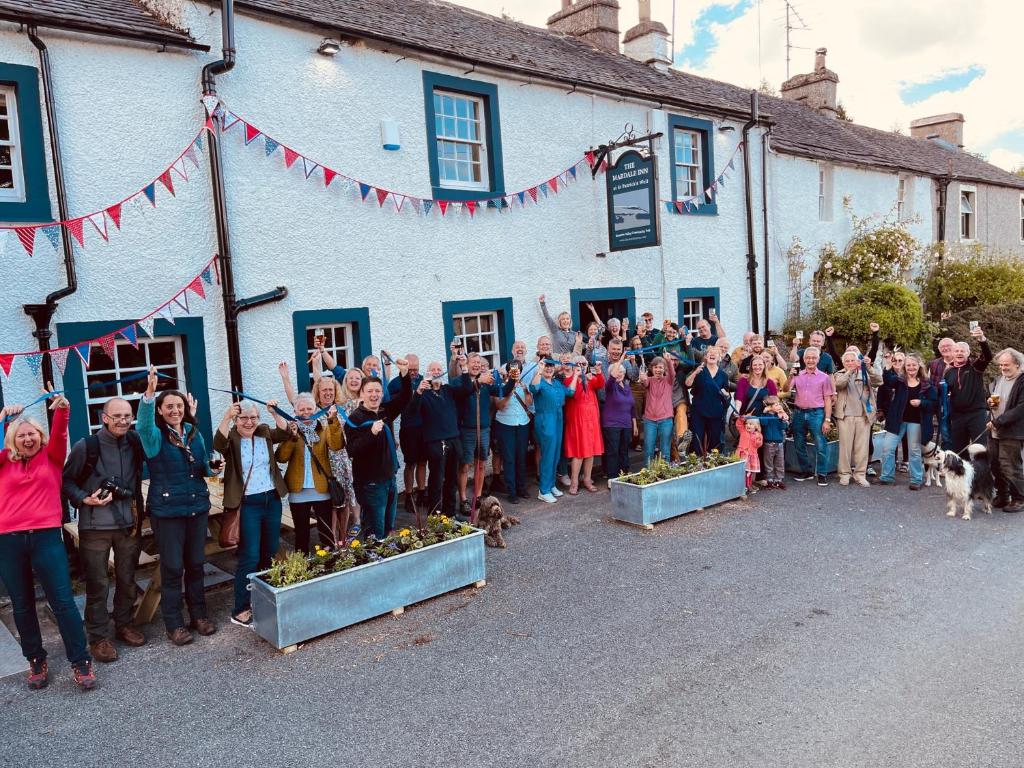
left=250, top=530, right=486, bottom=651
left=784, top=431, right=886, bottom=474
left=610, top=460, right=747, bottom=528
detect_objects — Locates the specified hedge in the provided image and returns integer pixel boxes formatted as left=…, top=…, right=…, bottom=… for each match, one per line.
left=785, top=282, right=924, bottom=351
left=936, top=301, right=1024, bottom=360
left=921, top=256, right=1024, bottom=320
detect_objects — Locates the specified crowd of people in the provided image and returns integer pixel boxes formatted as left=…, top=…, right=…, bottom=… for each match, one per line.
left=1, top=295, right=1022, bottom=693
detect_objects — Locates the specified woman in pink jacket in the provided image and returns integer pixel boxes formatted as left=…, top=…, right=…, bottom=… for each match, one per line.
left=0, top=392, right=95, bottom=691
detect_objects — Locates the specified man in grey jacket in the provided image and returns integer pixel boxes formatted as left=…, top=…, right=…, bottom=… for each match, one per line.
left=62, top=397, right=146, bottom=662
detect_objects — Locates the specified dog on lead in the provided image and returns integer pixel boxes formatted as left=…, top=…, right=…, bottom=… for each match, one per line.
left=921, top=441, right=942, bottom=488
left=938, top=444, right=994, bottom=520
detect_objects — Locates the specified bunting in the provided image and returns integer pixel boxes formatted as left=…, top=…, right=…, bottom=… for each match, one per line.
left=662, top=141, right=744, bottom=215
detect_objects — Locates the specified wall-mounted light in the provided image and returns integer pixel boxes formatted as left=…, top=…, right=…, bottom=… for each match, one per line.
left=718, top=124, right=736, bottom=133
left=317, top=38, right=341, bottom=56
left=381, top=120, right=401, bottom=151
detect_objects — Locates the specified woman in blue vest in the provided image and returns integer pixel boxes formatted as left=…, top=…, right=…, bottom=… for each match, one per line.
left=138, top=367, right=217, bottom=646
left=530, top=360, right=578, bottom=503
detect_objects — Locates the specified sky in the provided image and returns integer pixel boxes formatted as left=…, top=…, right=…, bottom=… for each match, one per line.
left=450, top=0, right=1024, bottom=172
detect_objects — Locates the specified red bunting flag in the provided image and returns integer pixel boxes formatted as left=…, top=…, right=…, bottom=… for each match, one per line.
left=323, top=168, right=338, bottom=187
left=283, top=147, right=299, bottom=168
left=527, top=187, right=538, bottom=203
left=0, top=354, right=14, bottom=378
left=465, top=200, right=477, bottom=217
left=65, top=218, right=85, bottom=247
left=549, top=177, right=559, bottom=193
left=105, top=203, right=122, bottom=229
left=98, top=334, right=117, bottom=359
left=244, top=122, right=260, bottom=145
left=375, top=188, right=389, bottom=207
left=675, top=201, right=683, bottom=213
left=438, top=200, right=449, bottom=216
left=186, top=276, right=206, bottom=300
left=585, top=151, right=596, bottom=168
left=157, top=169, right=175, bottom=196
left=15, top=227, right=36, bottom=256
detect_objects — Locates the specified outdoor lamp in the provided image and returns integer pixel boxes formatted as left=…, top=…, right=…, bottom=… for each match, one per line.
left=317, top=38, right=341, bottom=56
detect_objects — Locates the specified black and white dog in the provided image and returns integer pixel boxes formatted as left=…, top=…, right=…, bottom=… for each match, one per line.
left=938, top=444, right=994, bottom=520
left=922, top=441, right=942, bottom=488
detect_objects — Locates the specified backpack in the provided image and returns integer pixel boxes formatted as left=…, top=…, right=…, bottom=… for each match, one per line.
left=61, top=431, right=146, bottom=526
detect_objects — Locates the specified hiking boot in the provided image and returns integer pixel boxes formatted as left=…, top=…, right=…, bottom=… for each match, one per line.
left=190, top=618, right=217, bottom=636
left=27, top=658, right=48, bottom=690
left=72, top=661, right=97, bottom=691
left=116, top=626, right=146, bottom=647
left=89, top=637, right=118, bottom=664
left=167, top=627, right=194, bottom=646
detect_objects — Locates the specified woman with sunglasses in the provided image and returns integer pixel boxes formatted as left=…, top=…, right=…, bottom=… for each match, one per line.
left=138, top=367, right=218, bottom=647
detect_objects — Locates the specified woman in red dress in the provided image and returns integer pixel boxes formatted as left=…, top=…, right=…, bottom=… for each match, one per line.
left=563, top=356, right=605, bottom=493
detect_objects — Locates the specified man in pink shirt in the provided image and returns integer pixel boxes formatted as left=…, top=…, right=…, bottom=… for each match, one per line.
left=787, top=346, right=835, bottom=485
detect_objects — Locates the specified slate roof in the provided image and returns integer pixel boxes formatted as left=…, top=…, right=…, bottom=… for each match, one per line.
left=0, top=0, right=207, bottom=50
left=235, top=0, right=1024, bottom=190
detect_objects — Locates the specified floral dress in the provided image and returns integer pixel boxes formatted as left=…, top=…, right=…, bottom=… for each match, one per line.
left=323, top=398, right=358, bottom=501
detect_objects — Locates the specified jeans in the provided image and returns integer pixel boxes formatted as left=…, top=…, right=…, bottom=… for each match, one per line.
left=643, top=418, right=674, bottom=465
left=880, top=423, right=923, bottom=485
left=535, top=411, right=563, bottom=495
left=356, top=477, right=398, bottom=540
left=234, top=491, right=282, bottom=614
left=792, top=407, right=827, bottom=475
left=0, top=528, right=90, bottom=665
left=603, top=426, right=632, bottom=479
left=79, top=527, right=141, bottom=641
left=495, top=422, right=529, bottom=496
left=291, top=499, right=334, bottom=554
left=151, top=513, right=209, bottom=632
left=425, top=438, right=459, bottom=516
left=689, top=411, right=723, bottom=455
left=950, top=410, right=989, bottom=454
left=991, top=437, right=1024, bottom=502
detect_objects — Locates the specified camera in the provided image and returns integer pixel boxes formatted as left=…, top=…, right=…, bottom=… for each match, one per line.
left=98, top=477, right=133, bottom=502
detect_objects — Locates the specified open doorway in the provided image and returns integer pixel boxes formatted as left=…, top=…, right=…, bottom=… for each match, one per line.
left=569, top=287, right=636, bottom=334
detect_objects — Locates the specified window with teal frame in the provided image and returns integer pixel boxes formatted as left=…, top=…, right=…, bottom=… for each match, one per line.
left=667, top=115, right=717, bottom=216
left=0, top=63, right=52, bottom=222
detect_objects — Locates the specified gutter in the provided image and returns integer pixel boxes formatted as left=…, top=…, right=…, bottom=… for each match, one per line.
left=741, top=90, right=760, bottom=334
left=202, top=0, right=286, bottom=395
left=0, top=13, right=209, bottom=51
left=22, top=27, right=76, bottom=390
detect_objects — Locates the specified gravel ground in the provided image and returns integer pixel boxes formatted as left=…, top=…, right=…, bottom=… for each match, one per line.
left=2, top=475, right=1024, bottom=768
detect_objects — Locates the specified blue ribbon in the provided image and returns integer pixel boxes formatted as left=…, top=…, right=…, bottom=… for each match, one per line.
left=2, top=370, right=154, bottom=425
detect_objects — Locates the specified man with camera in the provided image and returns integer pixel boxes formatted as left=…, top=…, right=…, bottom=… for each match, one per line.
left=62, top=397, right=147, bottom=662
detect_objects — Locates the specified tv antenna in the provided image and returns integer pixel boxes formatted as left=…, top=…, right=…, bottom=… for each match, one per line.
left=782, top=0, right=810, bottom=79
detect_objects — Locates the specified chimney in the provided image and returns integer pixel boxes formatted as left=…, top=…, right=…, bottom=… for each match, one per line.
left=910, top=113, right=965, bottom=150
left=780, top=47, right=839, bottom=118
left=622, top=0, right=671, bottom=70
left=547, top=0, right=621, bottom=54
left=132, top=0, right=187, bottom=29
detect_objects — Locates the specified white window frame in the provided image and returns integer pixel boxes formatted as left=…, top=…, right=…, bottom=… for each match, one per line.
left=306, top=322, right=355, bottom=382
left=673, top=128, right=704, bottom=201
left=1019, top=193, right=1023, bottom=244
left=452, top=311, right=500, bottom=369
left=83, top=336, right=185, bottom=434
left=680, top=298, right=705, bottom=333
left=818, top=164, right=833, bottom=221
left=960, top=185, right=976, bottom=241
left=0, top=85, right=26, bottom=203
left=433, top=89, right=489, bottom=191
left=897, top=174, right=912, bottom=220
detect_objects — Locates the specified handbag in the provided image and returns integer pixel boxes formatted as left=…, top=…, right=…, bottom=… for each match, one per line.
left=296, top=427, right=346, bottom=509
left=219, top=436, right=255, bottom=548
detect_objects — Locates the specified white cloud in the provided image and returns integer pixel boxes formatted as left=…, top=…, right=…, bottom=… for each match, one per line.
left=448, top=0, right=1023, bottom=171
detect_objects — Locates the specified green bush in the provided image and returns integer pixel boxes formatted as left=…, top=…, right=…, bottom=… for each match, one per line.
left=812, top=282, right=925, bottom=350
left=937, top=301, right=1024, bottom=361
left=921, top=255, right=1024, bottom=320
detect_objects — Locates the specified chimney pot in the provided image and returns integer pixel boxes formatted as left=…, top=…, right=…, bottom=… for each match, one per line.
left=781, top=47, right=839, bottom=118
left=814, top=47, right=827, bottom=70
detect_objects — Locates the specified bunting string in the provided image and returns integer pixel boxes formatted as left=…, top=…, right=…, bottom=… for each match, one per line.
left=211, top=105, right=591, bottom=217
left=1, top=123, right=213, bottom=256
left=0, top=255, right=220, bottom=382
left=661, top=141, right=744, bottom=215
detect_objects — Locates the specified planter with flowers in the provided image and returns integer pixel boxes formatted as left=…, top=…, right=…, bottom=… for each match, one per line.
left=784, top=423, right=886, bottom=474
left=610, top=452, right=746, bottom=528
left=250, top=515, right=485, bottom=651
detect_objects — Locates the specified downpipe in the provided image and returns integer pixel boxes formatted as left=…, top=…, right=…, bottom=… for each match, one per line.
left=741, top=90, right=760, bottom=334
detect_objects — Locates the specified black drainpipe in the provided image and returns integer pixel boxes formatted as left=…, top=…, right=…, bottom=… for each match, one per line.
left=202, top=0, right=286, bottom=394
left=22, top=27, right=76, bottom=389
left=935, top=175, right=951, bottom=258
left=741, top=90, right=760, bottom=334
left=761, top=124, right=772, bottom=335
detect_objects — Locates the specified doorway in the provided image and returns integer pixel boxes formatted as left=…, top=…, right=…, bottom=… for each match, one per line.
left=569, top=287, right=636, bottom=333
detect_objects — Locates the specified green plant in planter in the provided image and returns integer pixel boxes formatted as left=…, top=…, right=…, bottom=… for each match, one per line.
left=617, top=452, right=740, bottom=487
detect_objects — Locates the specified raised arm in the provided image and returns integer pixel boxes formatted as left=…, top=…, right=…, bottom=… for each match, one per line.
left=46, top=392, right=70, bottom=467
left=538, top=295, right=560, bottom=336
left=278, top=361, right=298, bottom=406
left=137, top=367, right=163, bottom=458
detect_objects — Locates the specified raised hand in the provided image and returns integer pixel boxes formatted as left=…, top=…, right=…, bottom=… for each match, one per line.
left=869, top=322, right=880, bottom=333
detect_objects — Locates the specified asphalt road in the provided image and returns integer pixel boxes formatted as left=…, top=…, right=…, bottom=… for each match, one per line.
left=3, top=476, right=1024, bottom=768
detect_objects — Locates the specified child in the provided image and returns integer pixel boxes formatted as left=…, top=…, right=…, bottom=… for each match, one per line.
left=758, top=395, right=790, bottom=489
left=736, top=417, right=763, bottom=493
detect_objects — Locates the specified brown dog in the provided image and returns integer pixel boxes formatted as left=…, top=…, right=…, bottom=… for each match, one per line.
left=476, top=495, right=520, bottom=548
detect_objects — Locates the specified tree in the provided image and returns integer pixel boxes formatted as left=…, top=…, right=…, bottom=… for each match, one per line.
left=835, top=101, right=853, bottom=122
left=758, top=78, right=777, bottom=97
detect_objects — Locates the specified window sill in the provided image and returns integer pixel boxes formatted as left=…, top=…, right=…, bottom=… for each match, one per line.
left=672, top=201, right=719, bottom=217
left=431, top=186, right=506, bottom=202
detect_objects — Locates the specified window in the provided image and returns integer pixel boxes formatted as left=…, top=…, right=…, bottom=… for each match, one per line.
left=0, top=86, right=25, bottom=201
left=667, top=115, right=717, bottom=215
left=452, top=312, right=500, bottom=369
left=83, top=336, right=185, bottom=434
left=291, top=308, right=371, bottom=391
left=1019, top=194, right=1023, bottom=243
left=433, top=91, right=488, bottom=190
left=818, top=164, right=833, bottom=221
left=441, top=298, right=515, bottom=370
left=423, top=71, right=504, bottom=201
left=0, top=63, right=51, bottom=222
left=960, top=186, right=976, bottom=240
left=304, top=323, right=354, bottom=383
left=676, top=288, right=721, bottom=333
left=897, top=174, right=913, bottom=220
left=673, top=129, right=702, bottom=199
